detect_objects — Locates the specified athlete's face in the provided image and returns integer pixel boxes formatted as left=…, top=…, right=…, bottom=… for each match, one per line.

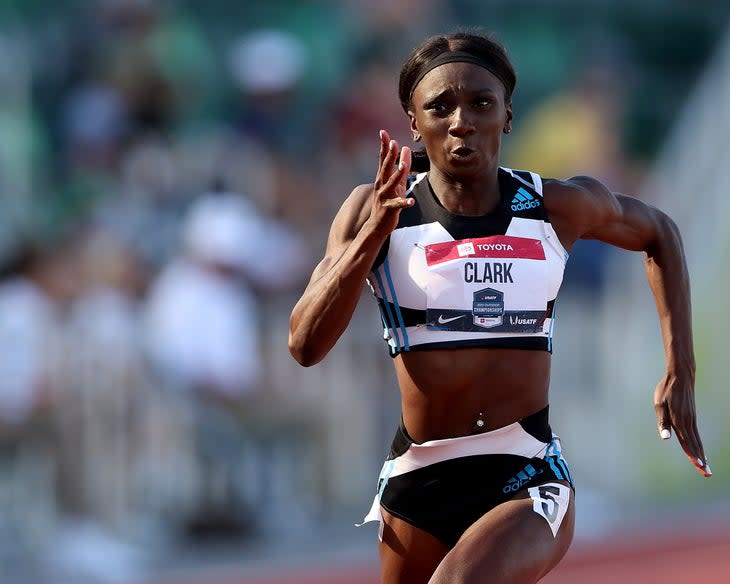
left=409, top=62, right=512, bottom=177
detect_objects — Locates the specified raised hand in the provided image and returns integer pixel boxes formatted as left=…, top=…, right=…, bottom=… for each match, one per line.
left=368, top=129, right=415, bottom=236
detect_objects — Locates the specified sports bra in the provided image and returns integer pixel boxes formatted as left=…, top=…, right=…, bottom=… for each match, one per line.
left=366, top=167, right=568, bottom=356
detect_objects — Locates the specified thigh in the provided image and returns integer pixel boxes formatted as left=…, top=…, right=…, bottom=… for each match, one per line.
left=429, top=480, right=575, bottom=584
left=379, top=507, right=450, bottom=584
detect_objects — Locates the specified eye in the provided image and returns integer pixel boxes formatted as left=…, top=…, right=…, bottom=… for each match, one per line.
left=425, top=99, right=449, bottom=115
left=474, top=96, right=493, bottom=108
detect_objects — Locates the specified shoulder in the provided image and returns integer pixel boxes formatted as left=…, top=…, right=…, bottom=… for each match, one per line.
left=327, top=182, right=374, bottom=247
left=540, top=175, right=621, bottom=247
left=541, top=175, right=674, bottom=252
left=345, top=182, right=374, bottom=217
left=499, top=167, right=544, bottom=196
left=542, top=175, right=616, bottom=212
left=501, top=168, right=617, bottom=223
left=335, top=182, right=373, bottom=221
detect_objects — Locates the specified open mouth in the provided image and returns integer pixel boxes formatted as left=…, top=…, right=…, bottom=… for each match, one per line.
left=452, top=146, right=475, bottom=158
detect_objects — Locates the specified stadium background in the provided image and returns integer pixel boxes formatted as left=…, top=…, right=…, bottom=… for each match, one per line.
left=0, top=1, right=728, bottom=582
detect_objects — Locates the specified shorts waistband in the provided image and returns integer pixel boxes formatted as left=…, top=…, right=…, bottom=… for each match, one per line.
left=383, top=409, right=553, bottom=480
left=389, top=404, right=551, bottom=460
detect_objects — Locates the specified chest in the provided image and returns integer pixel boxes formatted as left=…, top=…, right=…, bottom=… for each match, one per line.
left=381, top=217, right=566, bottom=311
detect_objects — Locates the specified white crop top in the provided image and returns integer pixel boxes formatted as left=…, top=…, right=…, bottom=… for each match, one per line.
left=367, top=167, right=569, bottom=356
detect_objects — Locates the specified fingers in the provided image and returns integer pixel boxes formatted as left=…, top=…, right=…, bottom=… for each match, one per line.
left=372, top=132, right=415, bottom=222
left=377, top=130, right=398, bottom=183
left=677, top=424, right=711, bottom=478
left=382, top=146, right=412, bottom=195
left=377, top=131, right=413, bottom=183
left=399, top=145, right=412, bottom=175
left=377, top=132, right=411, bottom=190
left=378, top=129, right=391, bottom=169
left=683, top=450, right=711, bottom=478
left=656, top=401, right=671, bottom=440
left=656, top=397, right=711, bottom=478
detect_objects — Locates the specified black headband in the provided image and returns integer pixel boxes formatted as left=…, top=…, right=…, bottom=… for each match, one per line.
left=408, top=51, right=510, bottom=102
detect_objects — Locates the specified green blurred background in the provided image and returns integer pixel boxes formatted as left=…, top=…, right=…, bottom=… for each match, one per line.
left=0, top=1, right=728, bottom=583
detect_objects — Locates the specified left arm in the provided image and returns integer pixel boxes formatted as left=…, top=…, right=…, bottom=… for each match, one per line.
left=546, top=176, right=710, bottom=478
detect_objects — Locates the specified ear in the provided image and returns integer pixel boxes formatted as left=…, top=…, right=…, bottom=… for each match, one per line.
left=408, top=111, right=421, bottom=142
left=503, top=101, right=513, bottom=134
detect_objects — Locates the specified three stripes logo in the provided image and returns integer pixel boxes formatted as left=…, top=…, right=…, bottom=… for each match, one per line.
left=510, top=187, right=541, bottom=212
left=502, top=463, right=543, bottom=494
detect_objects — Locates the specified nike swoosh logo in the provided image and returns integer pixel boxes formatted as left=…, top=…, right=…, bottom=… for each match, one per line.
left=437, top=314, right=466, bottom=325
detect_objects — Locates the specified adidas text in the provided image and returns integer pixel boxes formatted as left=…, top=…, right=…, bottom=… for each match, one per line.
left=502, top=463, right=542, bottom=494
left=511, top=200, right=541, bottom=211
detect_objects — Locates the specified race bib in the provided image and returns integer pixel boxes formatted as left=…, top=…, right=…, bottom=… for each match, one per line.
left=424, top=235, right=548, bottom=332
left=527, top=482, right=571, bottom=537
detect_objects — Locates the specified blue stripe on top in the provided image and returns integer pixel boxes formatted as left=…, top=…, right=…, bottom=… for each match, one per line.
left=382, top=259, right=409, bottom=351
left=373, top=258, right=410, bottom=352
left=373, top=266, right=402, bottom=352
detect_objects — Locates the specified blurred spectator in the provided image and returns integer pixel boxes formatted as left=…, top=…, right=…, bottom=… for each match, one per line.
left=98, top=0, right=175, bottom=135
left=227, top=29, right=310, bottom=157
left=141, top=190, right=309, bottom=535
left=0, top=240, right=78, bottom=561
left=327, top=49, right=412, bottom=186
left=225, top=28, right=330, bottom=235
left=0, top=244, right=68, bottom=428
left=143, top=189, right=309, bottom=398
left=53, top=226, right=148, bottom=528
left=174, top=125, right=278, bottom=216
left=141, top=2, right=222, bottom=129
left=91, top=133, right=190, bottom=270
left=61, top=81, right=130, bottom=176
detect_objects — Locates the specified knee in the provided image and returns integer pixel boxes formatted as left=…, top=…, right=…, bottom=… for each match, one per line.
left=428, top=548, right=502, bottom=584
left=427, top=527, right=572, bottom=584
left=427, top=559, right=468, bottom=584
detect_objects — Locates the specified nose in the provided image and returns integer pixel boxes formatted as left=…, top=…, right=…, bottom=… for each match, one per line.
left=449, top=106, right=475, bottom=136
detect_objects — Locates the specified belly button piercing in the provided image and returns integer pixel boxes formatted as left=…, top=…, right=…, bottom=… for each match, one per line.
left=473, top=411, right=486, bottom=432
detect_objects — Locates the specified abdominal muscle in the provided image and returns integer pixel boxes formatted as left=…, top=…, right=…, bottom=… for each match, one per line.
left=394, top=347, right=552, bottom=443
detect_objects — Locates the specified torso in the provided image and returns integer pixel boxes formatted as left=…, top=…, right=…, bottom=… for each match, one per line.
left=366, top=168, right=569, bottom=442
left=395, top=348, right=551, bottom=442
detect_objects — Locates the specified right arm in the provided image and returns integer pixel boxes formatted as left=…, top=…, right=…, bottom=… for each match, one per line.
left=288, top=131, right=413, bottom=366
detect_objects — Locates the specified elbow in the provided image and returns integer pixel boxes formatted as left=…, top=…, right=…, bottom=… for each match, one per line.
left=647, top=209, right=683, bottom=257
left=653, top=207, right=680, bottom=234
left=288, top=333, right=325, bottom=367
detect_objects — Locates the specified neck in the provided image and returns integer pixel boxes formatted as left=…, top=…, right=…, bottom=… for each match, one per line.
left=427, top=166, right=501, bottom=216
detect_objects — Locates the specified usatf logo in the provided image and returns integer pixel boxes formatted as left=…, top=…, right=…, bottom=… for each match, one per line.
left=511, top=187, right=541, bottom=211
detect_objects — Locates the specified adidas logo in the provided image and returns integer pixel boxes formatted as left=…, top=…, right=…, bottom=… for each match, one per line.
left=502, top=462, right=543, bottom=494
left=511, top=187, right=541, bottom=211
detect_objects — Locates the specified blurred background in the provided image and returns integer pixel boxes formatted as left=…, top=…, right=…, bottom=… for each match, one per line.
left=0, top=0, right=729, bottom=582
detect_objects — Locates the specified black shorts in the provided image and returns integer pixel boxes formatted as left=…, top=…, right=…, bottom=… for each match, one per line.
left=359, top=405, right=573, bottom=547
